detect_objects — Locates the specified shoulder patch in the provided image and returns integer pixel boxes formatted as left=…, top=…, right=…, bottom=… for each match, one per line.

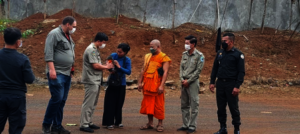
left=200, top=56, right=204, bottom=62
left=240, top=54, right=244, bottom=59
left=92, top=51, right=96, bottom=56
left=196, top=51, right=203, bottom=56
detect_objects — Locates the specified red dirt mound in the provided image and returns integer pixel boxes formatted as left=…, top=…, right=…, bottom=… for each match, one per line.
left=2, top=9, right=299, bottom=85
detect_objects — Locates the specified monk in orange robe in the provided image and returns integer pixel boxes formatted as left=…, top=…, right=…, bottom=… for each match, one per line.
left=138, top=39, right=171, bottom=132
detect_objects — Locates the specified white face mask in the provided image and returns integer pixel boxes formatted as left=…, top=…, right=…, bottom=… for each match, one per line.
left=185, top=44, right=190, bottom=51
left=19, top=40, right=23, bottom=48
left=99, top=44, right=106, bottom=49
left=69, top=28, right=76, bottom=34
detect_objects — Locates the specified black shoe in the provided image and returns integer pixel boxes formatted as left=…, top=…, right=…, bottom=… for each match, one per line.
left=177, top=127, right=188, bottom=131
left=80, top=127, right=94, bottom=133
left=42, top=124, right=51, bottom=134
left=52, top=126, right=71, bottom=134
left=214, top=128, right=228, bottom=134
left=234, top=130, right=240, bottom=134
left=89, top=124, right=100, bottom=129
left=187, top=129, right=196, bottom=134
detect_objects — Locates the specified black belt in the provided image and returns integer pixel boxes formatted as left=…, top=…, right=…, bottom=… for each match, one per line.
left=218, top=78, right=235, bottom=82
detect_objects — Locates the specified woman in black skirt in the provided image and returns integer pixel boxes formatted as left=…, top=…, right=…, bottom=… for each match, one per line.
left=102, top=43, right=131, bottom=129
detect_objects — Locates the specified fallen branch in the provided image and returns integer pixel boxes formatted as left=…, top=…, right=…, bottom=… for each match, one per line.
left=243, top=35, right=249, bottom=42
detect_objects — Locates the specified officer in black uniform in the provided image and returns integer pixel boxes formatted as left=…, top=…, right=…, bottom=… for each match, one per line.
left=209, top=33, right=245, bottom=134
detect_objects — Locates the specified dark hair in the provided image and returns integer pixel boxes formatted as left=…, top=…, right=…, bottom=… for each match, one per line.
left=62, top=16, right=76, bottom=25
left=117, top=43, right=130, bottom=54
left=223, top=33, right=235, bottom=42
left=4, top=27, right=22, bottom=45
left=94, top=32, right=108, bottom=42
left=185, top=35, right=197, bottom=47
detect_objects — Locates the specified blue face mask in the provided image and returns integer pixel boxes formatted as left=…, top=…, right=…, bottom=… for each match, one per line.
left=150, top=48, right=156, bottom=54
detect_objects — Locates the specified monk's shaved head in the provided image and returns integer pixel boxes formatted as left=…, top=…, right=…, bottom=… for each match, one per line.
left=150, top=39, right=161, bottom=48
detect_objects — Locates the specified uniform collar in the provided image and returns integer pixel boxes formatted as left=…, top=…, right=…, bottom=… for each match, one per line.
left=59, top=25, right=65, bottom=34
left=224, top=47, right=235, bottom=52
left=230, top=47, right=235, bottom=51
left=91, top=43, right=97, bottom=49
left=186, top=49, right=197, bottom=55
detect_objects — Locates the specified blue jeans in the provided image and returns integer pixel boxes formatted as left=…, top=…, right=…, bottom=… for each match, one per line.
left=43, top=73, right=71, bottom=128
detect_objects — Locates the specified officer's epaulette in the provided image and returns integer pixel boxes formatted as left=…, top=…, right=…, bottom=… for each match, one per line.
left=195, top=50, right=203, bottom=56
left=234, top=47, right=243, bottom=54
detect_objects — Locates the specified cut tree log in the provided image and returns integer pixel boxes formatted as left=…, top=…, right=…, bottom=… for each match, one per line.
left=126, top=85, right=138, bottom=90
left=165, top=80, right=175, bottom=86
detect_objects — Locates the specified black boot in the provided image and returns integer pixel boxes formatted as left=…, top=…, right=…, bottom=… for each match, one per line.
left=42, top=123, right=51, bottom=134
left=234, top=125, right=240, bottom=134
left=214, top=124, right=227, bottom=134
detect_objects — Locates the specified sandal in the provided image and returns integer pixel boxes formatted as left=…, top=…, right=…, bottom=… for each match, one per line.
left=107, top=125, right=114, bottom=130
left=156, top=125, right=164, bottom=132
left=140, top=123, right=154, bottom=130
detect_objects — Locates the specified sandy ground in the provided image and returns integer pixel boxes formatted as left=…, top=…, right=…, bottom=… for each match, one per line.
left=2, top=86, right=300, bottom=134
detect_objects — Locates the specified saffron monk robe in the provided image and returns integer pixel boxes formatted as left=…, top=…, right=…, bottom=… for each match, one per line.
left=138, top=39, right=171, bottom=132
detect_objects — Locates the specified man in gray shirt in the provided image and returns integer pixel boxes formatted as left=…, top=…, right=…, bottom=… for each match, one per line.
left=79, top=32, right=113, bottom=133
left=42, top=16, right=77, bottom=134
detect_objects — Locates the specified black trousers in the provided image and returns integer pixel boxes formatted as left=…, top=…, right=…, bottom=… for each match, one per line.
left=216, top=79, right=241, bottom=126
left=102, top=85, right=126, bottom=126
left=0, top=94, right=26, bottom=134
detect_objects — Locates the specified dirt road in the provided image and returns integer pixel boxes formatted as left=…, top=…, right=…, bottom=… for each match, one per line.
left=2, top=87, right=300, bottom=134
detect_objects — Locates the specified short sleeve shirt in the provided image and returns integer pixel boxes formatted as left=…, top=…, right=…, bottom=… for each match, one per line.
left=81, top=43, right=102, bottom=85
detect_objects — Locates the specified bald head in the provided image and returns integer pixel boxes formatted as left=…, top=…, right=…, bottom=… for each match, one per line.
left=150, top=39, right=161, bottom=47
left=149, top=39, right=161, bottom=55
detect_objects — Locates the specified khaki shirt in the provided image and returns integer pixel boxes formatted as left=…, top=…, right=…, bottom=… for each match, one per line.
left=180, top=49, right=205, bottom=84
left=81, top=43, right=102, bottom=85
left=44, top=25, right=75, bottom=76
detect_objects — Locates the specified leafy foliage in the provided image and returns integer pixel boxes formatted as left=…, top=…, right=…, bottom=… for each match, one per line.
left=0, top=19, right=16, bottom=32
left=22, top=29, right=35, bottom=38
